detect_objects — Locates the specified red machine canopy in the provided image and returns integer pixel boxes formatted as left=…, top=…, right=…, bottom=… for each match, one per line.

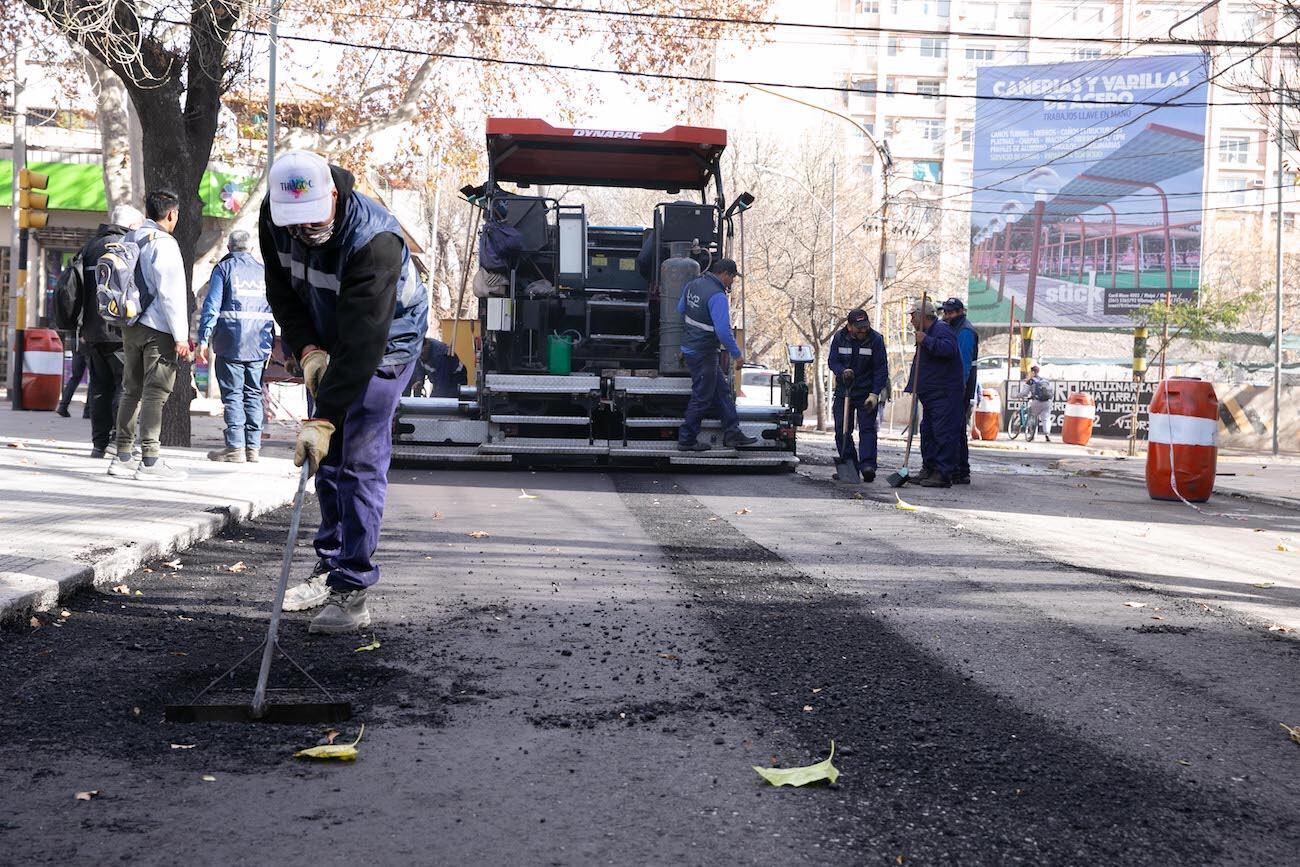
left=485, top=118, right=727, bottom=192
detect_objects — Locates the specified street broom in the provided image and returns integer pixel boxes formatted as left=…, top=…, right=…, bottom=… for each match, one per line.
left=887, top=295, right=926, bottom=488
left=165, top=464, right=352, bottom=724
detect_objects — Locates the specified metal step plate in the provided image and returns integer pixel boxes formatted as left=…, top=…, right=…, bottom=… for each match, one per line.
left=614, top=375, right=693, bottom=395
left=623, top=417, right=685, bottom=428
left=610, top=442, right=738, bottom=458
left=670, top=453, right=799, bottom=467
left=485, top=374, right=600, bottom=394
left=392, top=444, right=513, bottom=463
left=490, top=415, right=590, bottom=425
left=480, top=437, right=610, bottom=455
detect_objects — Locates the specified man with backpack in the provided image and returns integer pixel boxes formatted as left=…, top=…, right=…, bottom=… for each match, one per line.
left=259, top=150, right=428, bottom=635
left=55, top=204, right=144, bottom=456
left=1019, top=365, right=1054, bottom=442
left=196, top=230, right=273, bottom=463
left=106, top=190, right=192, bottom=480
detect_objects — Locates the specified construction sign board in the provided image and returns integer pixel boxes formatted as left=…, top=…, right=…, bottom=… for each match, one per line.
left=969, top=55, right=1209, bottom=327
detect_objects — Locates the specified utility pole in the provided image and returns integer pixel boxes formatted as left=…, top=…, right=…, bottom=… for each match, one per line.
left=877, top=163, right=891, bottom=332
left=7, top=46, right=26, bottom=408
left=266, top=0, right=280, bottom=173
left=1272, top=77, right=1285, bottom=458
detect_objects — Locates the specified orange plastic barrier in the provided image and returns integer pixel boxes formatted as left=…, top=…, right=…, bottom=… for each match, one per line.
left=970, top=388, right=1000, bottom=440
left=1061, top=392, right=1096, bottom=446
left=1146, top=377, right=1218, bottom=503
left=21, top=328, right=63, bottom=411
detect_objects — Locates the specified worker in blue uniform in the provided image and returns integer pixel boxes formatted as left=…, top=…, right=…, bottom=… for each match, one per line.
left=940, top=297, right=980, bottom=484
left=828, top=308, right=889, bottom=482
left=907, top=299, right=966, bottom=488
left=676, top=258, right=758, bottom=451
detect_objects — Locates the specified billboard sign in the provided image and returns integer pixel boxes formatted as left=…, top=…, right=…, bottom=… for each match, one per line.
left=1002, top=379, right=1158, bottom=438
left=969, top=55, right=1209, bottom=327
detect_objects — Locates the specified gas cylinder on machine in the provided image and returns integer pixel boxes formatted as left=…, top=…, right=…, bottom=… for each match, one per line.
left=657, top=241, right=699, bottom=375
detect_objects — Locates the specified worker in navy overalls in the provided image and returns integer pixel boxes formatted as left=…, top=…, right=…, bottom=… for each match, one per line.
left=259, top=150, right=428, bottom=634
left=197, top=230, right=273, bottom=463
left=906, top=299, right=966, bottom=488
left=676, top=258, right=757, bottom=451
left=939, top=296, right=979, bottom=485
left=828, top=308, right=889, bottom=482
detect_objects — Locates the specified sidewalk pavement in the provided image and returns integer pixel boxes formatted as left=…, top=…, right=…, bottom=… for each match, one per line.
left=0, top=389, right=305, bottom=623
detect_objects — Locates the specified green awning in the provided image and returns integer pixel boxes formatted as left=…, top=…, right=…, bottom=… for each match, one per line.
left=1, top=160, right=255, bottom=219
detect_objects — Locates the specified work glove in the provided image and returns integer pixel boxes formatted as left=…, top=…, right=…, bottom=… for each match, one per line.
left=294, top=419, right=335, bottom=478
left=300, top=349, right=329, bottom=396
left=840, top=369, right=854, bottom=385
left=864, top=393, right=880, bottom=412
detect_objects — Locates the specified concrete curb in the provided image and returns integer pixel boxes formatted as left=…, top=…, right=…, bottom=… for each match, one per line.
left=1051, top=458, right=1300, bottom=512
left=0, top=478, right=301, bottom=625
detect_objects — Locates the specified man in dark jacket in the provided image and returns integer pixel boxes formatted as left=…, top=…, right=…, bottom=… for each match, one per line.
left=63, top=204, right=144, bottom=457
left=907, top=299, right=966, bottom=488
left=827, top=308, right=889, bottom=482
left=197, top=230, right=273, bottom=463
left=939, top=297, right=979, bottom=484
left=259, top=150, right=428, bottom=634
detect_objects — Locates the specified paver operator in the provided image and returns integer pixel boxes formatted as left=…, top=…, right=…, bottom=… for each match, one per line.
left=828, top=308, right=889, bottom=483
left=676, top=258, right=758, bottom=452
left=260, top=150, right=429, bottom=634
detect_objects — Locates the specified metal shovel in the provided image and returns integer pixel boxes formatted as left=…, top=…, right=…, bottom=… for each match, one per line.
left=165, top=463, right=352, bottom=724
left=834, top=393, right=860, bottom=482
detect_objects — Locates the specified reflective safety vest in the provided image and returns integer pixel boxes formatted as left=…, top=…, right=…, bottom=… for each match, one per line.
left=208, top=252, right=274, bottom=361
left=267, top=190, right=427, bottom=367
left=681, top=272, right=726, bottom=354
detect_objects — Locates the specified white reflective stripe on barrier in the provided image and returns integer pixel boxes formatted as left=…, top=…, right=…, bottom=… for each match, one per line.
left=1064, top=403, right=1096, bottom=419
left=22, top=351, right=63, bottom=375
left=1148, top=412, right=1217, bottom=447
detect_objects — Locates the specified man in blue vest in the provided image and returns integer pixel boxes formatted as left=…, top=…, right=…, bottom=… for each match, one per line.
left=939, top=297, right=980, bottom=484
left=197, top=230, right=273, bottom=463
left=828, top=308, right=889, bottom=482
left=676, top=258, right=757, bottom=451
left=259, top=150, right=428, bottom=634
left=906, top=299, right=966, bottom=488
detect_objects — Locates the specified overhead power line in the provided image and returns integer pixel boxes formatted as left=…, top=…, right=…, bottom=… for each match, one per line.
left=435, top=0, right=1289, bottom=49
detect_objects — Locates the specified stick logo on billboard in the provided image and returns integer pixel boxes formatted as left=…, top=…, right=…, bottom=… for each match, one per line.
left=970, top=55, right=1208, bottom=328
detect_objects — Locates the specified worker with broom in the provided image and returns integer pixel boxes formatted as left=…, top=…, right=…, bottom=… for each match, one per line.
left=828, top=308, right=889, bottom=482
left=259, top=150, right=428, bottom=634
left=906, top=299, right=966, bottom=488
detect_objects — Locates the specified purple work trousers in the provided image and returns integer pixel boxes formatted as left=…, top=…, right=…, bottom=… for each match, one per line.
left=315, top=360, right=414, bottom=590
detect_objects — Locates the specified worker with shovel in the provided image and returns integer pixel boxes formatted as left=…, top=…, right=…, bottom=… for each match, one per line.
left=259, top=150, right=428, bottom=634
left=828, top=308, right=889, bottom=482
left=906, top=299, right=965, bottom=488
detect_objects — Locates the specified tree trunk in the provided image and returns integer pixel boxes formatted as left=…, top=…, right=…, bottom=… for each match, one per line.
left=812, top=343, right=828, bottom=431
left=85, top=56, right=133, bottom=212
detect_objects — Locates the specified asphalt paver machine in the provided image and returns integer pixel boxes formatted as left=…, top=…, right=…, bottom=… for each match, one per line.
left=393, top=118, right=810, bottom=468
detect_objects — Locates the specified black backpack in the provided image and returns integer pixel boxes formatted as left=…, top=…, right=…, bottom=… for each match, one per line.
left=1033, top=378, right=1052, bottom=402
left=54, top=252, right=85, bottom=331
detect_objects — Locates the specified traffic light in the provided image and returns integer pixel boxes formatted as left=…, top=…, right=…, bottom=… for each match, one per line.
left=17, top=167, right=49, bottom=229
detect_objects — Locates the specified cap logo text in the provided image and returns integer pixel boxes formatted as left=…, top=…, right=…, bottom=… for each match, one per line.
left=280, top=177, right=312, bottom=198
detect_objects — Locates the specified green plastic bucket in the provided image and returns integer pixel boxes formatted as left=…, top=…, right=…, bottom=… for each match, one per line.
left=547, top=334, right=574, bottom=375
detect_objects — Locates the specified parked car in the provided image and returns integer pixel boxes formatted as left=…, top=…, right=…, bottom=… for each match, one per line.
left=736, top=364, right=783, bottom=407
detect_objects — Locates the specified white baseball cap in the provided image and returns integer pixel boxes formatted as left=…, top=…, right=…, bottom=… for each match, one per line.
left=268, top=150, right=335, bottom=226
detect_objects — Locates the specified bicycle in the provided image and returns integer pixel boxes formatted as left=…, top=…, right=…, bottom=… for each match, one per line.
left=1006, top=402, right=1037, bottom=440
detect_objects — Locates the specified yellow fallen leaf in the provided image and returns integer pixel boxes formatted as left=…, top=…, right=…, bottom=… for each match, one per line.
left=1277, top=543, right=1297, bottom=553
left=295, top=724, right=365, bottom=761
left=227, top=561, right=247, bottom=573
left=111, top=584, right=130, bottom=595
left=28, top=616, right=41, bottom=629
left=468, top=531, right=490, bottom=539
left=59, top=610, right=71, bottom=618
left=1252, top=582, right=1275, bottom=589
left=162, top=559, right=183, bottom=570
left=354, top=639, right=381, bottom=652
left=1124, top=602, right=1147, bottom=608
left=134, top=590, right=143, bottom=597
left=201, top=775, right=216, bottom=782
left=74, top=790, right=99, bottom=801
left=431, top=512, right=443, bottom=520
left=519, top=490, right=539, bottom=500
left=894, top=494, right=918, bottom=512
left=803, top=705, right=814, bottom=712
left=753, top=742, right=839, bottom=787
left=1282, top=723, right=1300, bottom=746
left=736, top=507, right=751, bottom=515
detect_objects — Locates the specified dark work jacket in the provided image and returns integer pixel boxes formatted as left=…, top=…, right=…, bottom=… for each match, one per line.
left=75, top=223, right=130, bottom=345
left=827, top=327, right=889, bottom=401
left=202, top=252, right=273, bottom=361
left=949, top=313, right=980, bottom=396
left=478, top=219, right=522, bottom=272
left=908, top=319, right=966, bottom=399
left=421, top=339, right=467, bottom=398
left=259, top=166, right=428, bottom=423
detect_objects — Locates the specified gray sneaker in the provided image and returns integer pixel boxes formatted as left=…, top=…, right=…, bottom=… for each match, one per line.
left=245, top=448, right=260, bottom=463
left=309, top=589, right=371, bottom=634
left=207, top=447, right=246, bottom=463
left=107, top=457, right=140, bottom=477
left=282, top=564, right=331, bottom=611
left=133, top=460, right=189, bottom=481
